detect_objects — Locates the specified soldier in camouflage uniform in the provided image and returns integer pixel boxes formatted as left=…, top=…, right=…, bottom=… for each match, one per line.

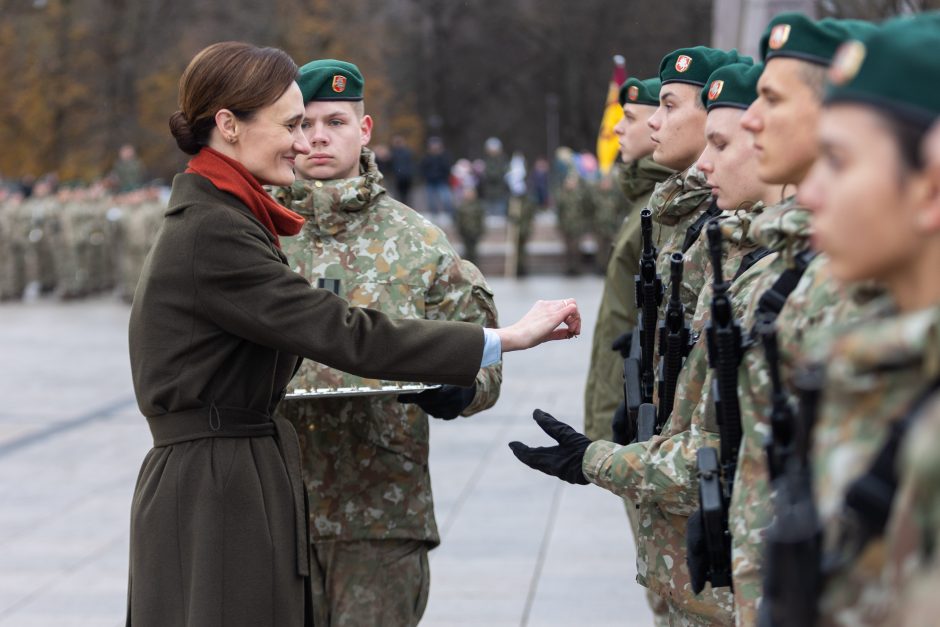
left=647, top=46, right=753, bottom=312
left=583, top=75, right=675, bottom=626
left=721, top=15, right=881, bottom=624
left=583, top=76, right=675, bottom=443
left=0, top=187, right=27, bottom=301
left=116, top=188, right=165, bottom=303
left=554, top=153, right=591, bottom=276
left=512, top=61, right=781, bottom=626
left=19, top=178, right=59, bottom=296
left=888, top=105, right=940, bottom=627
left=455, top=185, right=485, bottom=265
left=779, top=15, right=940, bottom=626
left=270, top=60, right=502, bottom=627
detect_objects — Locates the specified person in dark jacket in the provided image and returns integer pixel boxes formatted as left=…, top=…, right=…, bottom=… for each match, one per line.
left=419, top=136, right=454, bottom=217
left=126, top=41, right=581, bottom=627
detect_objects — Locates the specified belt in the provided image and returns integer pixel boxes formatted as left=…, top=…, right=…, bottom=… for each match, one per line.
left=147, top=405, right=310, bottom=577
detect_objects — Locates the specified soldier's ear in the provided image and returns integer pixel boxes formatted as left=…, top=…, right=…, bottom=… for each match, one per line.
left=360, top=114, right=373, bottom=147
left=915, top=174, right=940, bottom=234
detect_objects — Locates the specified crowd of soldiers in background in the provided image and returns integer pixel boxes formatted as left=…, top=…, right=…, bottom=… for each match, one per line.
left=0, top=145, right=166, bottom=304
left=0, top=136, right=627, bottom=305
left=374, top=135, right=630, bottom=276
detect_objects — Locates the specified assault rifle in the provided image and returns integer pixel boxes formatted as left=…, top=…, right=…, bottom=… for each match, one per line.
left=757, top=317, right=795, bottom=482
left=758, top=365, right=823, bottom=627
left=693, top=220, right=744, bottom=590
left=654, top=252, right=692, bottom=427
left=624, top=209, right=662, bottom=440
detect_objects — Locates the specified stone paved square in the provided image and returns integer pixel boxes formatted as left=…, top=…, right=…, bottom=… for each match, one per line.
left=0, top=276, right=652, bottom=626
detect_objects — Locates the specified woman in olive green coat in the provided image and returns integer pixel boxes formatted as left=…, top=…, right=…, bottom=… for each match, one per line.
left=126, top=42, right=579, bottom=627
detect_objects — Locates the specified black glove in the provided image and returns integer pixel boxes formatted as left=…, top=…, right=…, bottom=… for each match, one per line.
left=398, top=384, right=476, bottom=420
left=611, top=331, right=633, bottom=358
left=508, top=409, right=591, bottom=485
left=611, top=400, right=635, bottom=445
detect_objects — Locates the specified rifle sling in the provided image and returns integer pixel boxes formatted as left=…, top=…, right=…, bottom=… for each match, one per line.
left=681, top=201, right=723, bottom=254
left=834, top=376, right=940, bottom=566
left=733, top=246, right=774, bottom=281
left=752, top=249, right=817, bottom=326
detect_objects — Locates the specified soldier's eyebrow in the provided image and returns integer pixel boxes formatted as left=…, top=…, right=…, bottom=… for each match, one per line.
left=660, top=90, right=676, bottom=103
left=706, top=130, right=723, bottom=143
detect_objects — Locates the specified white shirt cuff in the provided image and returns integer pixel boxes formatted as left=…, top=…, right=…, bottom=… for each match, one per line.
left=481, top=328, right=502, bottom=367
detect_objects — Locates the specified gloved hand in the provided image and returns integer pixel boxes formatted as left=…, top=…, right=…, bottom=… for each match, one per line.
left=611, top=331, right=633, bottom=358
left=398, top=384, right=476, bottom=420
left=611, top=400, right=635, bottom=445
left=508, top=409, right=591, bottom=485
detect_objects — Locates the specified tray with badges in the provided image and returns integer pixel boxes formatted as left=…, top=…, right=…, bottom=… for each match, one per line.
left=284, top=383, right=441, bottom=399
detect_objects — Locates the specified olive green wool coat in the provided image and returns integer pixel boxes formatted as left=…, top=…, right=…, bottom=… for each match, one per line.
left=126, top=173, right=482, bottom=627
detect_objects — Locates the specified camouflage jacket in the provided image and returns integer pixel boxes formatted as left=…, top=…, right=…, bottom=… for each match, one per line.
left=649, top=165, right=715, bottom=321
left=590, top=175, right=629, bottom=237
left=456, top=197, right=485, bottom=241
left=809, top=302, right=940, bottom=627
left=729, top=197, right=876, bottom=624
left=886, top=322, right=940, bottom=625
left=554, top=174, right=593, bottom=238
left=270, top=148, right=502, bottom=545
left=583, top=157, right=675, bottom=440
left=579, top=211, right=770, bottom=624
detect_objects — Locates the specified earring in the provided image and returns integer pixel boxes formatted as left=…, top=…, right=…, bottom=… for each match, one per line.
left=228, top=136, right=237, bottom=144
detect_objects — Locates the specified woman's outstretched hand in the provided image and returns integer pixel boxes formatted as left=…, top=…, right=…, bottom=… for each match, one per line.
left=495, top=299, right=580, bottom=352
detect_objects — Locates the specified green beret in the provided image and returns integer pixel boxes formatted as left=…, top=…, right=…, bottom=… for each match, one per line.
left=759, top=12, right=878, bottom=66
left=297, top=59, right=364, bottom=103
left=826, top=12, right=940, bottom=127
left=701, top=63, right=764, bottom=111
left=619, top=77, right=661, bottom=107
left=659, top=46, right=753, bottom=87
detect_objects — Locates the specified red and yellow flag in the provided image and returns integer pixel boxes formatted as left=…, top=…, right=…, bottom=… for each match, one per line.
left=596, top=55, right=628, bottom=175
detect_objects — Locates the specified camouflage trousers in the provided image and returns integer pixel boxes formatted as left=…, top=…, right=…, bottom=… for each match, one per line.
left=310, top=539, right=430, bottom=627
left=624, top=499, right=671, bottom=626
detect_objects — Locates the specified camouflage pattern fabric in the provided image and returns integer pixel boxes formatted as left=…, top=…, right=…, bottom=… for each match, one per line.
left=649, top=164, right=713, bottom=295
left=455, top=196, right=485, bottom=265
left=0, top=196, right=27, bottom=300
left=271, top=148, right=501, bottom=546
left=310, top=539, right=429, bottom=627
left=555, top=173, right=593, bottom=274
left=886, top=331, right=940, bottom=626
left=583, top=156, right=675, bottom=441
left=579, top=210, right=770, bottom=625
left=728, top=197, right=878, bottom=624
left=805, top=303, right=940, bottom=627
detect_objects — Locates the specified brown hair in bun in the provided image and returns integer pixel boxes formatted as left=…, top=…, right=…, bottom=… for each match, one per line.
left=169, top=42, right=299, bottom=155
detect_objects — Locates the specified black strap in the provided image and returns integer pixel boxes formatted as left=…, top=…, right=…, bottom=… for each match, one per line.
left=733, top=247, right=773, bottom=281
left=842, top=377, right=940, bottom=543
left=753, top=249, right=817, bottom=324
left=681, top=201, right=723, bottom=253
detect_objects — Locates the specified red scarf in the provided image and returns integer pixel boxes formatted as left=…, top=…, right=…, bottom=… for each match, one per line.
left=186, top=146, right=305, bottom=248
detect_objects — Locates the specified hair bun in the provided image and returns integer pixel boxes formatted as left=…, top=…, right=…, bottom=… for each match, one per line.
left=169, top=110, right=202, bottom=155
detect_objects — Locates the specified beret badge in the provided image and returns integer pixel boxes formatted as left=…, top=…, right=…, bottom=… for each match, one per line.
left=708, top=80, right=724, bottom=101
left=628, top=85, right=640, bottom=101
left=769, top=24, right=792, bottom=50
left=331, top=75, right=347, bottom=93
left=828, top=40, right=867, bottom=86
left=675, top=55, right=693, bottom=73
